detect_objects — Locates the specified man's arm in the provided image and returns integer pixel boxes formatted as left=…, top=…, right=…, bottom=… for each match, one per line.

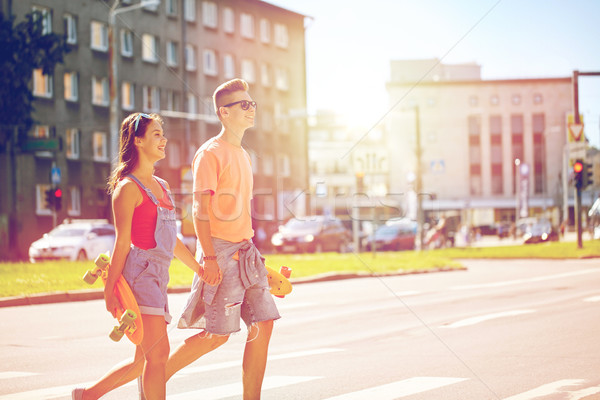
left=193, top=190, right=222, bottom=286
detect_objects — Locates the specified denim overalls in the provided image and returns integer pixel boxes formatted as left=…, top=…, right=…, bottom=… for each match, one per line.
left=122, top=174, right=177, bottom=323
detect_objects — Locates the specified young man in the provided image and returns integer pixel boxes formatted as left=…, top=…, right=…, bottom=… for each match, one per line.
left=170, top=79, right=280, bottom=399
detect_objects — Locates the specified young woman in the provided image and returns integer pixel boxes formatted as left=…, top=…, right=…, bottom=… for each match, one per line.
left=72, top=112, right=203, bottom=400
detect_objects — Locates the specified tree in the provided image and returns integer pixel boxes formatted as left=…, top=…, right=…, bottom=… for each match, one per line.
left=0, top=10, right=70, bottom=149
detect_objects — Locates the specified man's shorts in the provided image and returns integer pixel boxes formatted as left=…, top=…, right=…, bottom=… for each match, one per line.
left=201, top=239, right=280, bottom=335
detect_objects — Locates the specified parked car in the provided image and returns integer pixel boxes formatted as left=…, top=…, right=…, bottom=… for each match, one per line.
left=522, top=218, right=559, bottom=244
left=28, top=219, right=115, bottom=262
left=271, top=216, right=351, bottom=253
left=362, top=219, right=417, bottom=251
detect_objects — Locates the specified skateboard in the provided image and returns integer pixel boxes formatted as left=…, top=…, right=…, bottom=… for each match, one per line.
left=82, top=254, right=144, bottom=345
left=266, top=266, right=292, bottom=298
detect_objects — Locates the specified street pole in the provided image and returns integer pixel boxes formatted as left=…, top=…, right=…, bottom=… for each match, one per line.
left=515, top=158, right=520, bottom=223
left=573, top=70, right=583, bottom=248
left=415, top=105, right=424, bottom=250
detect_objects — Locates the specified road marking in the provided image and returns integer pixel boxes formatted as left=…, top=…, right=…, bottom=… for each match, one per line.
left=442, top=310, right=535, bottom=328
left=451, top=269, right=599, bottom=291
left=566, top=385, right=600, bottom=399
left=276, top=301, right=317, bottom=310
left=321, top=377, right=467, bottom=400
left=0, top=371, right=39, bottom=379
left=503, top=379, right=585, bottom=400
left=583, top=295, right=600, bottom=302
left=174, top=348, right=344, bottom=376
left=395, top=291, right=421, bottom=297
left=168, top=375, right=320, bottom=399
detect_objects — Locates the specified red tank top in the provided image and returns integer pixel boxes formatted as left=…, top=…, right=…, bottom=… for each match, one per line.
left=129, top=177, right=174, bottom=250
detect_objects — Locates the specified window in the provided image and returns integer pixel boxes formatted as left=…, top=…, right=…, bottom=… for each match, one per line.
left=36, top=184, right=53, bottom=215
left=121, top=81, right=135, bottom=110
left=67, top=186, right=81, bottom=216
left=166, top=90, right=176, bottom=111
left=262, top=109, right=273, bottom=132
left=511, top=114, right=524, bottom=194
left=167, top=139, right=181, bottom=168
left=142, top=34, right=159, bottom=63
left=185, top=44, right=197, bottom=71
left=32, top=6, right=52, bottom=35
left=262, top=154, right=274, bottom=176
left=489, top=115, right=503, bottom=195
left=92, top=76, right=109, bottom=106
left=187, top=93, right=197, bottom=115
left=202, top=1, right=217, bottom=28
left=90, top=21, right=108, bottom=51
left=223, top=54, right=235, bottom=79
left=93, top=132, right=108, bottom=161
left=203, top=49, right=217, bottom=76
left=512, top=94, right=521, bottom=105
left=241, top=13, right=254, bottom=39
left=64, top=72, right=78, bottom=101
left=166, top=0, right=177, bottom=16
left=249, top=151, right=258, bottom=174
left=468, top=114, right=482, bottom=197
left=275, top=67, right=288, bottom=91
left=64, top=14, right=77, bottom=44
left=490, top=94, right=499, bottom=106
left=143, top=1, right=159, bottom=11
left=223, top=7, right=234, bottom=33
left=33, top=125, right=50, bottom=138
left=533, top=93, right=543, bottom=104
left=121, top=29, right=133, bottom=57
left=65, top=128, right=80, bottom=159
left=203, top=96, right=214, bottom=116
left=533, top=114, right=545, bottom=194
left=33, top=69, right=53, bottom=98
left=469, top=95, right=478, bottom=107
left=167, top=41, right=178, bottom=67
left=184, top=0, right=196, bottom=22
left=277, top=154, right=291, bottom=177
left=260, top=63, right=270, bottom=87
left=274, top=23, right=288, bottom=48
left=260, top=19, right=271, bottom=43
left=142, top=86, right=160, bottom=111
left=241, top=59, right=255, bottom=83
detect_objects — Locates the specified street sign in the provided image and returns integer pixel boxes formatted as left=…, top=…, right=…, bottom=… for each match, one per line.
left=568, top=123, right=584, bottom=141
left=22, top=138, right=59, bottom=152
left=566, top=113, right=585, bottom=143
left=51, top=167, right=61, bottom=185
left=568, top=142, right=587, bottom=162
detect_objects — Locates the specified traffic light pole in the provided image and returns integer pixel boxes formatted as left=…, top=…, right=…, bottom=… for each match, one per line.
left=575, top=186, right=582, bottom=248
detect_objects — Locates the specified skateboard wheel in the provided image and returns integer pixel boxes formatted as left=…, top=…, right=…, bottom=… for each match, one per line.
left=121, top=310, right=137, bottom=325
left=82, top=270, right=98, bottom=285
left=95, top=254, right=110, bottom=268
left=280, top=266, right=292, bottom=278
left=110, top=327, right=124, bottom=342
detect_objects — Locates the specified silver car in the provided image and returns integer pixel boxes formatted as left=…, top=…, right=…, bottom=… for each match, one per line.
left=29, top=219, right=115, bottom=262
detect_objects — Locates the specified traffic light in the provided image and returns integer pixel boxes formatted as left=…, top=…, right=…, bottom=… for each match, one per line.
left=44, top=188, right=54, bottom=209
left=573, top=160, right=584, bottom=189
left=583, top=162, right=594, bottom=188
left=53, top=187, right=62, bottom=211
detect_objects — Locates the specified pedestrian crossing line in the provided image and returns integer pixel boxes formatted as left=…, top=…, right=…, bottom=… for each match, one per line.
left=0, top=371, right=39, bottom=379
left=583, top=295, right=600, bottom=302
left=167, top=375, right=321, bottom=399
left=174, top=347, right=344, bottom=376
left=451, top=269, right=599, bottom=291
left=441, top=309, right=535, bottom=329
left=321, top=377, right=467, bottom=400
left=502, top=379, right=585, bottom=400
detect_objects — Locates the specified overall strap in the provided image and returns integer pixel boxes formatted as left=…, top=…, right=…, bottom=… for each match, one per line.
left=125, top=174, right=159, bottom=205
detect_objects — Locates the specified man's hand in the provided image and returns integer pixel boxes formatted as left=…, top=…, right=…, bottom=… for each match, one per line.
left=202, top=260, right=223, bottom=286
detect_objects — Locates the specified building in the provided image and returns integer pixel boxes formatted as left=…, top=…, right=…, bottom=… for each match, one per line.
left=386, top=58, right=595, bottom=229
left=0, top=0, right=308, bottom=260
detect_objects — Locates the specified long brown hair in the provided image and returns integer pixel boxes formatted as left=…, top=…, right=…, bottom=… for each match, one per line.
left=107, top=112, right=163, bottom=194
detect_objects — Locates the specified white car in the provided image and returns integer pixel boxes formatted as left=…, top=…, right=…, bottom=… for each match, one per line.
left=29, top=219, right=115, bottom=263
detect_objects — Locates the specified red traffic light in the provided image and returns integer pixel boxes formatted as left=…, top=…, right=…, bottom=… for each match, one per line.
left=573, top=161, right=583, bottom=173
left=54, top=188, right=62, bottom=198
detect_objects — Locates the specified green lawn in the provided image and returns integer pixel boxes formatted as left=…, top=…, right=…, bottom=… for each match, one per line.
left=1, top=240, right=599, bottom=298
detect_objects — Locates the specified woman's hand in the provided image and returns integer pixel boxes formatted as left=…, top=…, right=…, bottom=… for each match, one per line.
left=201, top=260, right=222, bottom=286
left=104, top=284, right=120, bottom=318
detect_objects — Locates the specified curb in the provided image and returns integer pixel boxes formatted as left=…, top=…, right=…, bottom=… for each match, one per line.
left=0, top=266, right=466, bottom=308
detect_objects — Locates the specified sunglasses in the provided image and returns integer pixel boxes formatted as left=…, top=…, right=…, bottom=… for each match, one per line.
left=134, top=113, right=152, bottom=132
left=222, top=100, right=257, bottom=110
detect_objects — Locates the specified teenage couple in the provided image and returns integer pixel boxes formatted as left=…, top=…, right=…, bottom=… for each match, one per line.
left=72, top=79, right=279, bottom=400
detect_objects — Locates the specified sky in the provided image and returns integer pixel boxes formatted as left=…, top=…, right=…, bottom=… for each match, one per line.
left=267, top=0, right=600, bottom=148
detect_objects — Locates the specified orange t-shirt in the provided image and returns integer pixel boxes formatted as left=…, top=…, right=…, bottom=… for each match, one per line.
left=192, top=136, right=254, bottom=242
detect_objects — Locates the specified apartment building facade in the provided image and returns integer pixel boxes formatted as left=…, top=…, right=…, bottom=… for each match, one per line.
left=386, top=59, right=575, bottom=227
left=0, top=0, right=308, bottom=259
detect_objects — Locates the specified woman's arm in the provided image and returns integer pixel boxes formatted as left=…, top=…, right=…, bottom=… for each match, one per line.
left=173, top=238, right=203, bottom=275
left=104, top=180, right=140, bottom=317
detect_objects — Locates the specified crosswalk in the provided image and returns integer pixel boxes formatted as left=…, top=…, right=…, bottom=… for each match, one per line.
left=1, top=371, right=599, bottom=400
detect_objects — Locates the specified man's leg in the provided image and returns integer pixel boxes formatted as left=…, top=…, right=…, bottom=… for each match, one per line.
left=242, top=319, right=274, bottom=400
left=165, top=331, right=229, bottom=380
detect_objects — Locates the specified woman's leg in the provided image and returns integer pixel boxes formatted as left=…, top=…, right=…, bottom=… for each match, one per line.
left=79, top=347, right=144, bottom=400
left=166, top=331, right=229, bottom=380
left=139, top=314, right=170, bottom=400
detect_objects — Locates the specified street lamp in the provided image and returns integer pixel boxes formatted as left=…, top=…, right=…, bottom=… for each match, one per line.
left=108, top=0, right=160, bottom=165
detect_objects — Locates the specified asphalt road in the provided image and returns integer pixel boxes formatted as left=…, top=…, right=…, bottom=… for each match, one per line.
left=1, top=258, right=599, bottom=400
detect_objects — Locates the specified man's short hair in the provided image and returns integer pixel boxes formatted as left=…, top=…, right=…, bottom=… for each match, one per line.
left=213, top=79, right=249, bottom=118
